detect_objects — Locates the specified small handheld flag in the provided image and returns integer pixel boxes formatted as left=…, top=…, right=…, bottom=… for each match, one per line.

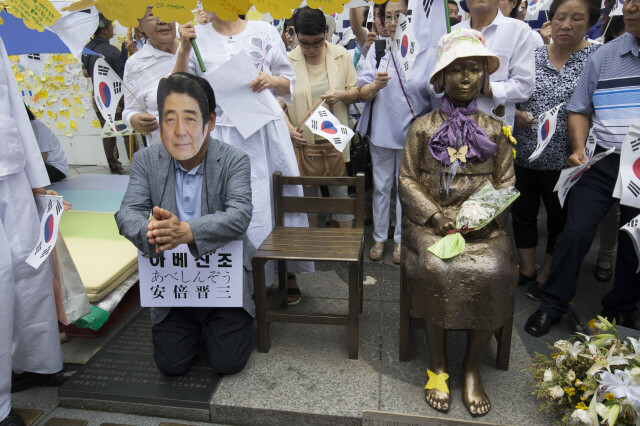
left=528, top=102, right=563, bottom=162
left=304, top=105, right=354, bottom=152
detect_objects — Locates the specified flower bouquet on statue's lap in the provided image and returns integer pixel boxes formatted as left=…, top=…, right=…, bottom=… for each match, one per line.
left=527, top=317, right=640, bottom=425
left=427, top=181, right=520, bottom=259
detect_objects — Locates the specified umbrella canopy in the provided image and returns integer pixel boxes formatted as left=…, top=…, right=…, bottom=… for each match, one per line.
left=0, top=11, right=97, bottom=56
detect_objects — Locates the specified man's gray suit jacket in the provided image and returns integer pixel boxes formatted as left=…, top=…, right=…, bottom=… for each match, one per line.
left=115, top=137, right=256, bottom=324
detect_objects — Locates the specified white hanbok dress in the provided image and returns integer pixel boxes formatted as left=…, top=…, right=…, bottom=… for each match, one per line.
left=0, top=39, right=62, bottom=422
left=188, top=21, right=313, bottom=282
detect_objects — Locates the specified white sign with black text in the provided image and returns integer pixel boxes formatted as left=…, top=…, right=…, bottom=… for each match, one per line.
left=138, top=241, right=243, bottom=308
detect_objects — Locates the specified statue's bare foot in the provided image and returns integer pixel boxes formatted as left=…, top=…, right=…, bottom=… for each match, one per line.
left=462, top=368, right=491, bottom=416
left=425, top=370, right=450, bottom=413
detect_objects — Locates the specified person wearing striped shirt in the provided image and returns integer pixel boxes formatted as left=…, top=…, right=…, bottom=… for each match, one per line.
left=525, top=0, right=640, bottom=336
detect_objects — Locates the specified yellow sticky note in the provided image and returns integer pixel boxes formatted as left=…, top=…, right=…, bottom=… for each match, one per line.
left=73, top=97, right=81, bottom=105
left=54, top=64, right=66, bottom=73
left=202, top=0, right=253, bottom=21
left=15, top=73, right=24, bottom=82
left=37, top=90, right=49, bottom=99
left=59, top=110, right=70, bottom=118
left=56, top=122, right=66, bottom=130
left=34, top=110, right=43, bottom=119
left=425, top=370, right=450, bottom=394
left=62, top=98, right=71, bottom=107
left=64, top=129, right=74, bottom=138
left=8, top=55, right=19, bottom=62
left=94, top=0, right=148, bottom=28
left=54, top=76, right=65, bottom=84
left=70, top=120, right=78, bottom=130
left=47, top=111, right=57, bottom=120
left=148, top=0, right=198, bottom=24
left=72, top=106, right=86, bottom=118
left=72, top=84, right=79, bottom=92
left=91, top=119, right=101, bottom=128
left=5, top=0, right=62, bottom=31
left=306, top=0, right=348, bottom=15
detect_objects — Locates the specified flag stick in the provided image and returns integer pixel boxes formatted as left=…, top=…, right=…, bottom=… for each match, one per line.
left=122, top=81, right=150, bottom=115
left=540, top=0, right=549, bottom=21
left=444, top=0, right=451, bottom=33
left=385, top=43, right=393, bottom=72
left=601, top=16, right=614, bottom=42
left=191, top=39, right=206, bottom=73
left=296, top=97, right=327, bottom=132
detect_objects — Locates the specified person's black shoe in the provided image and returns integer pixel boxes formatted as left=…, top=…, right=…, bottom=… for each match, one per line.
left=594, top=264, right=612, bottom=282
left=110, top=168, right=124, bottom=175
left=525, top=282, right=544, bottom=301
left=601, top=309, right=636, bottom=329
left=525, top=309, right=561, bottom=337
left=0, top=409, right=25, bottom=426
left=518, top=271, right=537, bottom=286
left=11, top=370, right=68, bottom=393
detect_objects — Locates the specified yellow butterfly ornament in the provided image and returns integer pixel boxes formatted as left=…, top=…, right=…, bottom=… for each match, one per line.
left=447, top=145, right=468, bottom=163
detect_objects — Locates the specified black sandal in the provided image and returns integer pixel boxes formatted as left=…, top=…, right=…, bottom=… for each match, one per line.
left=287, top=287, right=301, bottom=305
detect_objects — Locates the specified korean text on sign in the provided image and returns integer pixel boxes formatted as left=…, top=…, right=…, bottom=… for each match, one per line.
left=138, top=241, right=243, bottom=308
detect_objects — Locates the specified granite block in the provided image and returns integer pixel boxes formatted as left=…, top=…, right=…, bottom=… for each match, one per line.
left=210, top=299, right=380, bottom=426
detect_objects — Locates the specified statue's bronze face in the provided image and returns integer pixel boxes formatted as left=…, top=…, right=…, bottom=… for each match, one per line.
left=442, top=57, right=485, bottom=106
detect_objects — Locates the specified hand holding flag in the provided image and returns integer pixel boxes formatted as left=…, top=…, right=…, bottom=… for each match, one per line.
left=304, top=105, right=354, bottom=153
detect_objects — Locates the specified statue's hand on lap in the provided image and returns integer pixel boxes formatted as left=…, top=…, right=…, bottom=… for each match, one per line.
left=430, top=212, right=456, bottom=236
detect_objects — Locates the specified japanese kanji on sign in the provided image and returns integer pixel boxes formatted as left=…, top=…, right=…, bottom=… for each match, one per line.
left=138, top=241, right=243, bottom=308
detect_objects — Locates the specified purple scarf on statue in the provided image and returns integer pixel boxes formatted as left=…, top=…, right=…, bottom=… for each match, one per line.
left=428, top=96, right=497, bottom=193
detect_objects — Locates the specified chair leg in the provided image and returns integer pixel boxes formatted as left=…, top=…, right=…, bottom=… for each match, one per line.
left=495, top=317, right=513, bottom=371
left=253, top=258, right=271, bottom=353
left=278, top=260, right=288, bottom=310
left=348, top=262, right=359, bottom=359
left=358, top=251, right=364, bottom=314
left=399, top=267, right=410, bottom=362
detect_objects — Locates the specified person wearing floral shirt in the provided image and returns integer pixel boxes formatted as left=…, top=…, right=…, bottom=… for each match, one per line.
left=511, top=0, right=600, bottom=299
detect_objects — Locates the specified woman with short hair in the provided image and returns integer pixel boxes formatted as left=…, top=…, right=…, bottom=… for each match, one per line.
left=511, top=0, right=600, bottom=298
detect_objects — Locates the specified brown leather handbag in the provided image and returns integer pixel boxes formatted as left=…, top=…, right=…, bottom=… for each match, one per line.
left=294, top=141, right=346, bottom=177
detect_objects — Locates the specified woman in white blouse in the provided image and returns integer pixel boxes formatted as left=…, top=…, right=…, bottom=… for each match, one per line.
left=174, top=13, right=313, bottom=287
left=123, top=6, right=180, bottom=146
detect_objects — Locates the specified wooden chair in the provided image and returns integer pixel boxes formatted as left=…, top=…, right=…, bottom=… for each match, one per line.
left=398, top=269, right=514, bottom=370
left=252, top=172, right=365, bottom=359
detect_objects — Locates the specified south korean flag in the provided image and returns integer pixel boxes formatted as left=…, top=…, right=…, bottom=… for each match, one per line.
left=528, top=102, right=563, bottom=162
left=617, top=122, right=640, bottom=209
left=621, top=213, right=640, bottom=272
left=393, top=13, right=420, bottom=79
left=305, top=105, right=354, bottom=152
left=93, top=57, right=124, bottom=129
left=525, top=0, right=551, bottom=21
left=610, top=0, right=624, bottom=16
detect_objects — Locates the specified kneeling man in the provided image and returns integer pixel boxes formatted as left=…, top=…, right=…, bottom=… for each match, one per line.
left=115, top=72, right=255, bottom=376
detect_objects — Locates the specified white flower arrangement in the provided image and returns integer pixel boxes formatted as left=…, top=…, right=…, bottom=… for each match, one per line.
left=527, top=317, right=640, bottom=425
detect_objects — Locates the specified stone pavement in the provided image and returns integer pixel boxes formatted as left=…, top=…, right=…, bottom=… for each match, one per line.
left=9, top=165, right=637, bottom=425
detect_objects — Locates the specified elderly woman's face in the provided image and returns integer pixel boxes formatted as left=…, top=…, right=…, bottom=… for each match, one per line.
left=139, top=7, right=176, bottom=45
left=384, top=1, right=408, bottom=39
left=443, top=57, right=485, bottom=104
left=551, top=0, right=591, bottom=48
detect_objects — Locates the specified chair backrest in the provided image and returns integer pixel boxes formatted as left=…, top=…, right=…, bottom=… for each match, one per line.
left=273, top=172, right=365, bottom=229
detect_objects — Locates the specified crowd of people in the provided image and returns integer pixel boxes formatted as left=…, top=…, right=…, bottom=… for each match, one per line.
left=2, top=0, right=640, bottom=423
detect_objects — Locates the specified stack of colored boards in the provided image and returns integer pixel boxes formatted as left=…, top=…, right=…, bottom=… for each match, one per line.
left=49, top=174, right=137, bottom=302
